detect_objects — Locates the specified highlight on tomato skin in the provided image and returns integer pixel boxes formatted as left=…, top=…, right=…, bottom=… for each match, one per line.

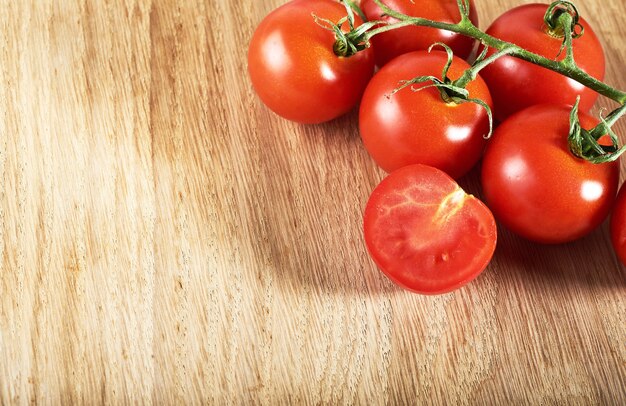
left=247, top=0, right=375, bottom=124
left=610, top=184, right=626, bottom=266
left=363, top=164, right=497, bottom=295
left=481, top=104, right=619, bottom=244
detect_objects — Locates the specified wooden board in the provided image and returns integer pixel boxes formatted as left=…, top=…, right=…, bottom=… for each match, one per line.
left=1, top=0, right=624, bottom=403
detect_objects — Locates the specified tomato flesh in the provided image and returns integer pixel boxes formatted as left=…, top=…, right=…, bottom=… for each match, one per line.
left=481, top=105, right=619, bottom=244
left=360, top=0, right=478, bottom=67
left=481, top=4, right=605, bottom=121
left=364, top=164, right=497, bottom=294
left=248, top=0, right=375, bottom=123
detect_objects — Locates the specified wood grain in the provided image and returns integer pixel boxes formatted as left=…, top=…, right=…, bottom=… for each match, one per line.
left=1, top=0, right=625, bottom=404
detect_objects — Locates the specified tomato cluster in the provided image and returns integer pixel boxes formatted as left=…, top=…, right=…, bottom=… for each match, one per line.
left=248, top=0, right=624, bottom=294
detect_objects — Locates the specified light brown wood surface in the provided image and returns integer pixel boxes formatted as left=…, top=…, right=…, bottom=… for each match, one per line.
left=1, top=0, right=625, bottom=404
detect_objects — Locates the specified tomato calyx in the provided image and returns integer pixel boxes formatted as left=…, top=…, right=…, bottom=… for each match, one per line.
left=541, top=1, right=586, bottom=62
left=568, top=98, right=626, bottom=163
left=391, top=44, right=463, bottom=101
left=312, top=0, right=380, bottom=57
left=390, top=43, right=495, bottom=139
left=543, top=1, right=584, bottom=40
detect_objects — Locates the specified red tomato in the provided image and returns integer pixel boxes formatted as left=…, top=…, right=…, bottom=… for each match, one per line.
left=481, top=105, right=619, bottom=244
left=359, top=50, right=492, bottom=179
left=610, top=184, right=626, bottom=266
left=481, top=4, right=605, bottom=121
left=363, top=164, right=497, bottom=294
left=360, top=0, right=478, bottom=67
left=248, top=0, right=375, bottom=124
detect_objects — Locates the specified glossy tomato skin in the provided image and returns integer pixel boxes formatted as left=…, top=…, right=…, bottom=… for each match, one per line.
left=481, top=4, right=605, bottom=122
left=481, top=105, right=619, bottom=244
left=610, top=184, right=626, bottom=266
left=248, top=0, right=375, bottom=124
left=364, top=164, right=497, bottom=294
left=360, top=0, right=478, bottom=67
left=359, top=51, right=492, bottom=179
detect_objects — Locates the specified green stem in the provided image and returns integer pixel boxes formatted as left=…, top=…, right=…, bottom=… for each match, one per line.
left=590, top=103, right=626, bottom=139
left=558, top=12, right=576, bottom=65
left=604, top=103, right=626, bottom=128
left=344, top=0, right=367, bottom=23
left=362, top=19, right=417, bottom=38
left=454, top=46, right=516, bottom=88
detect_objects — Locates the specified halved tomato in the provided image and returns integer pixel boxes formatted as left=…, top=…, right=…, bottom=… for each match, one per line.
left=363, top=164, right=497, bottom=294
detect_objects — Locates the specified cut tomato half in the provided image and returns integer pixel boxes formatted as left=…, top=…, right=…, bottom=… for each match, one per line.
left=363, top=164, right=497, bottom=294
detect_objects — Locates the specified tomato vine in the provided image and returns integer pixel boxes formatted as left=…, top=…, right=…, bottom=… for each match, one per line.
left=333, top=0, right=626, bottom=162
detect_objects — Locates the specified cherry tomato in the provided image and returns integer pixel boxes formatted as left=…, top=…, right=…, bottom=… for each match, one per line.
left=248, top=0, right=375, bottom=124
left=610, top=184, right=626, bottom=266
left=363, top=164, right=497, bottom=294
left=481, top=4, right=605, bottom=121
left=359, top=50, right=492, bottom=179
left=481, top=105, right=619, bottom=244
left=360, top=0, right=478, bottom=67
